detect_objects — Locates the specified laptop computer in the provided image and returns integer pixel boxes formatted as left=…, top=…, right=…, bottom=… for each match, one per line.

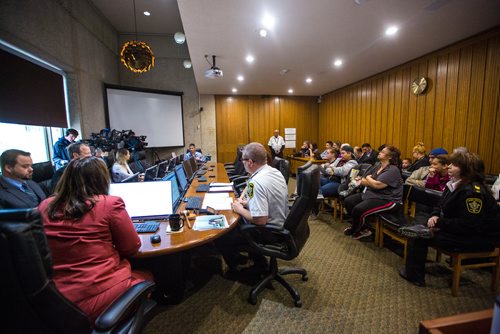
left=162, top=171, right=182, bottom=213
left=144, top=164, right=158, bottom=181
left=174, top=164, right=189, bottom=193
left=182, top=159, right=194, bottom=180
left=156, top=160, right=170, bottom=179
left=109, top=181, right=173, bottom=220
left=121, top=172, right=140, bottom=183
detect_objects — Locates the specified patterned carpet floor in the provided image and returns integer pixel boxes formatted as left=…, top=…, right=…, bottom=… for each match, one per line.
left=142, top=211, right=497, bottom=333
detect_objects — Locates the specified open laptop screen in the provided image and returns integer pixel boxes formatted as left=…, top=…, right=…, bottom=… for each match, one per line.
left=182, top=159, right=193, bottom=180
left=144, top=164, right=158, bottom=181
left=156, top=160, right=169, bottom=179
left=174, top=164, right=188, bottom=192
left=109, top=181, right=173, bottom=219
left=162, top=171, right=181, bottom=211
left=188, top=156, right=198, bottom=173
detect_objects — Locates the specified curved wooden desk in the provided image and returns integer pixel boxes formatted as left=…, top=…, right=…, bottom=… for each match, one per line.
left=135, top=162, right=239, bottom=258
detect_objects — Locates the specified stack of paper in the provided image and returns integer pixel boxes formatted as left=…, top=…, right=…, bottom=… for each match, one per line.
left=209, top=182, right=234, bottom=193
left=193, top=215, right=229, bottom=231
left=202, top=193, right=233, bottom=210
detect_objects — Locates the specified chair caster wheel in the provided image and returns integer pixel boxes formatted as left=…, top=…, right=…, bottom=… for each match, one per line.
left=302, top=274, right=308, bottom=281
left=294, top=300, right=302, bottom=307
left=248, top=296, right=257, bottom=305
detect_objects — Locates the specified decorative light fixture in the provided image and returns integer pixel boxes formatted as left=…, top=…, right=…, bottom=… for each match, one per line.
left=174, top=32, right=186, bottom=44
left=120, top=0, right=155, bottom=73
left=183, top=60, right=192, bottom=69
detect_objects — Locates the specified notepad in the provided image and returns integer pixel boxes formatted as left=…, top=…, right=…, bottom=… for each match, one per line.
left=193, top=215, right=229, bottom=231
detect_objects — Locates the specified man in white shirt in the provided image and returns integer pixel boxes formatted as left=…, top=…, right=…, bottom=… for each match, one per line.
left=267, top=129, right=285, bottom=159
left=216, top=142, right=289, bottom=276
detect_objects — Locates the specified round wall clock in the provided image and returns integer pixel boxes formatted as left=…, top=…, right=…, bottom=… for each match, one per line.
left=411, top=76, right=428, bottom=95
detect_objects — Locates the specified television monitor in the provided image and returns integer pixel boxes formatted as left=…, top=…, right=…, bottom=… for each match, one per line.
left=121, top=172, right=140, bottom=183
left=156, top=160, right=170, bottom=179
left=109, top=181, right=173, bottom=219
left=182, top=159, right=194, bottom=180
left=162, top=171, right=181, bottom=212
left=188, top=156, right=198, bottom=174
left=174, top=164, right=188, bottom=192
left=144, top=164, right=158, bottom=181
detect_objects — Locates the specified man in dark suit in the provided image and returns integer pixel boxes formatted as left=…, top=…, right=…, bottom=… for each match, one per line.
left=0, top=149, right=46, bottom=209
left=358, top=143, right=378, bottom=165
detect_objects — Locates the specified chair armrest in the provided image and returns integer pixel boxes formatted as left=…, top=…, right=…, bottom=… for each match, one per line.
left=239, top=223, right=298, bottom=260
left=93, top=280, right=155, bottom=332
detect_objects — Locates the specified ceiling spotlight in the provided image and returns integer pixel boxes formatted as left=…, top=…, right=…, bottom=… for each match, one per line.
left=245, top=55, right=255, bottom=63
left=279, top=69, right=290, bottom=75
left=259, top=29, right=268, bottom=37
left=174, top=32, right=186, bottom=44
left=305, top=77, right=312, bottom=83
left=262, top=14, right=275, bottom=29
left=183, top=60, right=192, bottom=69
left=232, top=88, right=238, bottom=93
left=334, top=59, right=343, bottom=67
left=288, top=89, right=294, bottom=94
left=143, top=11, right=150, bottom=16
left=385, top=26, right=398, bottom=36
left=237, top=75, right=244, bottom=81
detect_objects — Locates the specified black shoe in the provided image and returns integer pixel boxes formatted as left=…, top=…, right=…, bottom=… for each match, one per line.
left=399, top=225, right=434, bottom=239
left=398, top=268, right=426, bottom=287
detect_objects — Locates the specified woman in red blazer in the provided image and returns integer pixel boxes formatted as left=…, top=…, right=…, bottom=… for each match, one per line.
left=39, top=156, right=151, bottom=321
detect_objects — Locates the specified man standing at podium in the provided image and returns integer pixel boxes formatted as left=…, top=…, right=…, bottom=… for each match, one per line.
left=217, top=142, right=288, bottom=276
left=268, top=129, right=285, bottom=159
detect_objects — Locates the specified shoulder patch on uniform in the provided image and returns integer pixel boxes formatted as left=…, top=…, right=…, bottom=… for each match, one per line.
left=247, top=182, right=255, bottom=199
left=466, top=198, right=482, bottom=214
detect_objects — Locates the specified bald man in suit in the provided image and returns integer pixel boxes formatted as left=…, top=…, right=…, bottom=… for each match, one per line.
left=0, top=149, right=46, bottom=209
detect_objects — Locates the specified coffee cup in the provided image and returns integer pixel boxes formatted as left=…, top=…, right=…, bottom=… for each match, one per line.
left=169, top=214, right=184, bottom=231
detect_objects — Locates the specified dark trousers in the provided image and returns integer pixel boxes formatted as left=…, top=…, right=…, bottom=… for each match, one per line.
left=271, top=150, right=284, bottom=159
left=405, top=232, right=494, bottom=283
left=343, top=193, right=401, bottom=233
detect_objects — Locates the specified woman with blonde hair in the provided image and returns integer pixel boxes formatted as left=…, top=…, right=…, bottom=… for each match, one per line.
left=111, top=148, right=134, bottom=182
left=407, top=142, right=430, bottom=172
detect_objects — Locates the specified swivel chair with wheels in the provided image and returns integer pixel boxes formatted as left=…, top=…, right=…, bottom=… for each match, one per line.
left=240, top=164, right=320, bottom=307
left=0, top=208, right=156, bottom=334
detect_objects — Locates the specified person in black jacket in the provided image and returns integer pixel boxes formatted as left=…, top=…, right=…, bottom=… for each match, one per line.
left=52, top=128, right=79, bottom=170
left=358, top=143, right=378, bottom=165
left=0, top=149, right=46, bottom=208
left=399, top=150, right=500, bottom=287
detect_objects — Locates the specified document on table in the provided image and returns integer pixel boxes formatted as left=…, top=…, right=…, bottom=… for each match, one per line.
left=193, top=215, right=229, bottom=231
left=208, top=186, right=234, bottom=192
left=210, top=182, right=233, bottom=187
left=202, top=193, right=233, bottom=210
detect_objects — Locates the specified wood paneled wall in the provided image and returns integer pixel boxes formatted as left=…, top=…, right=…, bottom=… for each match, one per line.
left=320, top=28, right=500, bottom=174
left=215, top=96, right=319, bottom=162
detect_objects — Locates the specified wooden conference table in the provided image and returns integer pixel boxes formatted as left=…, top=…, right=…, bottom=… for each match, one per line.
left=135, top=162, right=239, bottom=258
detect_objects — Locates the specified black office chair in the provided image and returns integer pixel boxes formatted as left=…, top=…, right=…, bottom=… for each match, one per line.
left=31, top=161, right=55, bottom=196
left=0, top=208, right=156, bottom=334
left=272, top=157, right=290, bottom=185
left=240, top=164, right=320, bottom=307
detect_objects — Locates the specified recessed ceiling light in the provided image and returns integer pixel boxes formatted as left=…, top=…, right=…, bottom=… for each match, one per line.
left=334, top=59, right=343, bottom=67
left=143, top=11, right=150, bottom=16
left=279, top=69, right=290, bottom=75
left=305, top=77, right=312, bottom=83
left=183, top=60, right=192, bottom=69
left=237, top=75, right=244, bottom=81
left=259, top=29, right=268, bottom=38
left=232, top=88, right=238, bottom=93
left=385, top=26, right=398, bottom=36
left=262, top=14, right=275, bottom=29
left=245, top=55, right=255, bottom=63
left=288, top=89, right=294, bottom=94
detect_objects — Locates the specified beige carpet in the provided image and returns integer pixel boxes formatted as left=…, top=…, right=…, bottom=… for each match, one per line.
left=142, top=178, right=497, bottom=333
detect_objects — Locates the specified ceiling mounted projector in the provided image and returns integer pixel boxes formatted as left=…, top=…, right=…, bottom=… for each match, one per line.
left=204, top=55, right=223, bottom=79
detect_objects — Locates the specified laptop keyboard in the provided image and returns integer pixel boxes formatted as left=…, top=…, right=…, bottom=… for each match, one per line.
left=134, top=221, right=160, bottom=233
left=185, top=196, right=203, bottom=210
left=196, top=184, right=210, bottom=192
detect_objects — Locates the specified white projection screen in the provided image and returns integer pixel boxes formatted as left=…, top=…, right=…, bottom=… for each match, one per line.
left=105, top=85, right=184, bottom=148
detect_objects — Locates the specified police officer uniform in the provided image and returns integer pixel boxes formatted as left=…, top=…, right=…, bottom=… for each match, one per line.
left=405, top=181, right=500, bottom=285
